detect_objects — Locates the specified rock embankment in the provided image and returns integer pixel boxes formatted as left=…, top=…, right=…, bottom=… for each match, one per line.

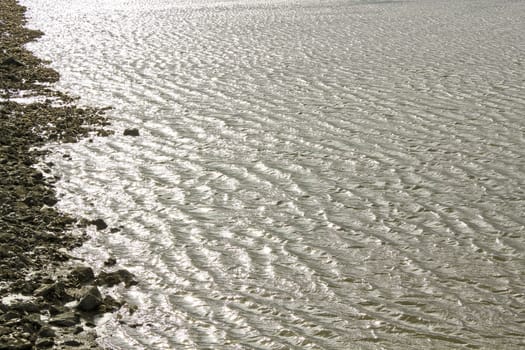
left=1, top=0, right=135, bottom=348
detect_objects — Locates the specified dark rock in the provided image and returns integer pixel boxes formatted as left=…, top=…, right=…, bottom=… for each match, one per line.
left=101, top=295, right=123, bottom=312
left=1, top=310, right=20, bottom=321
left=76, top=286, right=103, bottom=312
left=97, top=269, right=138, bottom=287
left=38, top=326, right=56, bottom=338
left=0, top=337, right=33, bottom=350
left=89, top=219, right=107, bottom=231
left=33, top=282, right=73, bottom=302
left=123, top=128, right=140, bottom=136
left=0, top=326, right=10, bottom=336
left=10, top=301, right=41, bottom=313
left=1, top=56, right=25, bottom=67
left=63, top=340, right=82, bottom=347
left=42, top=195, right=58, bottom=207
left=104, top=257, right=117, bottom=266
left=0, top=244, right=10, bottom=258
left=48, top=304, right=67, bottom=316
left=49, top=312, right=79, bottom=327
left=68, top=266, right=95, bottom=285
left=35, top=338, right=54, bottom=348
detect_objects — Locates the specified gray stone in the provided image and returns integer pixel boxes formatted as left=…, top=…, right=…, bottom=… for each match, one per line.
left=123, top=128, right=140, bottom=136
left=33, top=282, right=72, bottom=301
left=38, top=326, right=56, bottom=338
left=68, top=266, right=95, bottom=285
left=77, top=286, right=103, bottom=312
left=63, top=340, right=82, bottom=347
left=89, top=219, right=107, bottom=230
left=1, top=311, right=20, bottom=321
left=1, top=57, right=25, bottom=67
left=0, top=336, right=32, bottom=349
left=49, top=312, right=79, bottom=327
left=104, top=257, right=117, bottom=266
left=11, top=301, right=41, bottom=313
left=97, top=269, right=137, bottom=287
left=35, top=338, right=54, bottom=348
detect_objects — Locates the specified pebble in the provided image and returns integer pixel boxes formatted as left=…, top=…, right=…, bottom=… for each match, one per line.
left=123, top=128, right=140, bottom=136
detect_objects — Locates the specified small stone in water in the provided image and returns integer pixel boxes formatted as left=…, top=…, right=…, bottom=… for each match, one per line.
left=123, top=128, right=140, bottom=136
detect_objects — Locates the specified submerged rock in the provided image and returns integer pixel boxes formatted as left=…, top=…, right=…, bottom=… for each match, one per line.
left=88, top=218, right=108, bottom=231
left=123, top=128, right=140, bottom=137
left=97, top=269, right=138, bottom=287
left=104, top=257, right=117, bottom=266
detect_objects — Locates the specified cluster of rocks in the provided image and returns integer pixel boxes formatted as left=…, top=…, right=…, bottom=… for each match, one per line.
left=1, top=0, right=136, bottom=348
left=1, top=267, right=137, bottom=349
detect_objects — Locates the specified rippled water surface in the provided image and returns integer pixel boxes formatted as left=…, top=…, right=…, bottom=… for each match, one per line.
left=23, top=0, right=525, bottom=348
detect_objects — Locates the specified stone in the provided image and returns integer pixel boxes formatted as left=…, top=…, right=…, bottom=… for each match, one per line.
left=104, top=257, right=117, bottom=266
left=63, top=340, right=82, bottom=347
left=123, top=128, right=140, bottom=136
left=38, top=327, right=56, bottom=338
left=11, top=301, right=41, bottom=313
left=1, top=310, right=20, bottom=321
left=0, top=326, right=10, bottom=336
left=0, top=337, right=32, bottom=349
left=42, top=196, right=58, bottom=207
left=49, top=312, right=79, bottom=327
left=0, top=245, right=9, bottom=258
left=97, top=269, right=137, bottom=287
left=76, top=286, right=103, bottom=312
left=68, top=266, right=95, bottom=285
left=33, top=282, right=72, bottom=302
left=101, top=295, right=123, bottom=312
left=1, top=56, right=25, bottom=67
left=89, top=219, right=107, bottom=230
left=35, top=338, right=54, bottom=348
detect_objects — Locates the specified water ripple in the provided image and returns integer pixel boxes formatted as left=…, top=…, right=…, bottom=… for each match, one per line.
left=23, top=0, right=525, bottom=348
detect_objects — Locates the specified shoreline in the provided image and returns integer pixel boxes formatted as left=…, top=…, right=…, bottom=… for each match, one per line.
left=1, top=1, right=135, bottom=348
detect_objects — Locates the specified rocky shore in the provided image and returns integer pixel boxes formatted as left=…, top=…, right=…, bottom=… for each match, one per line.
left=1, top=1, right=135, bottom=348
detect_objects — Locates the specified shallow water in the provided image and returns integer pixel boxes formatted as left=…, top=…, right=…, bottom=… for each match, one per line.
left=23, top=0, right=525, bottom=348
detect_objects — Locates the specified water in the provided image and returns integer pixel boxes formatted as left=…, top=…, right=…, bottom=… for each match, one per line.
left=23, top=0, right=525, bottom=348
